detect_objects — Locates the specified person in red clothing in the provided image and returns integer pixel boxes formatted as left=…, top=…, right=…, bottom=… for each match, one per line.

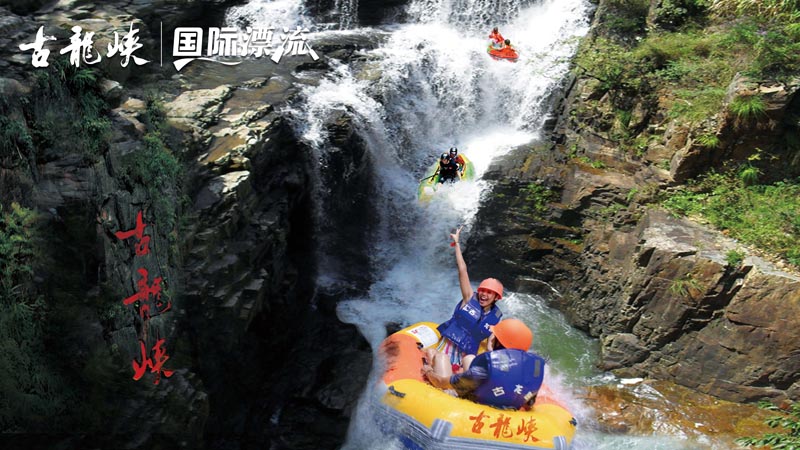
left=489, top=27, right=504, bottom=49
left=496, top=39, right=518, bottom=59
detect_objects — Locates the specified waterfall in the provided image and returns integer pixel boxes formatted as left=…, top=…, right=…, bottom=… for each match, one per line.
left=283, top=0, right=596, bottom=448
left=225, top=0, right=315, bottom=30
left=225, top=0, right=360, bottom=30
left=335, top=0, right=359, bottom=29
left=407, top=0, right=531, bottom=30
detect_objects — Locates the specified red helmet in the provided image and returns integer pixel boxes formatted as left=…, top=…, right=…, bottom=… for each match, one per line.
left=493, top=319, right=533, bottom=351
left=477, top=278, right=503, bottom=300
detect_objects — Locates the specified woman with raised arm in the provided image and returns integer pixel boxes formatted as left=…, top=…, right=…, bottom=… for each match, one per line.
left=425, top=226, right=504, bottom=381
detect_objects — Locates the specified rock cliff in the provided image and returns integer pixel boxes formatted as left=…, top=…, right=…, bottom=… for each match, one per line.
left=1, top=1, right=377, bottom=448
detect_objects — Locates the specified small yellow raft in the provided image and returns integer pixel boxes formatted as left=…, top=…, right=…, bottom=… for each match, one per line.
left=377, top=322, right=576, bottom=450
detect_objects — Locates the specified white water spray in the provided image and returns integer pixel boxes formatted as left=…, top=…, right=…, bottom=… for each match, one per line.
left=225, top=0, right=315, bottom=30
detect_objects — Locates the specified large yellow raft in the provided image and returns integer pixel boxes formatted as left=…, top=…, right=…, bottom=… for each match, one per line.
left=377, top=322, right=576, bottom=450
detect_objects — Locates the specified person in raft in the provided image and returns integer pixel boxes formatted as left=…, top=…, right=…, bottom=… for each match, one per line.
left=448, top=146, right=466, bottom=177
left=489, top=27, right=505, bottom=49
left=425, top=318, right=545, bottom=410
left=496, top=39, right=517, bottom=58
left=436, top=152, right=459, bottom=183
left=424, top=225, right=503, bottom=376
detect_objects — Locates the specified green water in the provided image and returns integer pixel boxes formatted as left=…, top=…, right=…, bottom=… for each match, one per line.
left=502, top=292, right=601, bottom=382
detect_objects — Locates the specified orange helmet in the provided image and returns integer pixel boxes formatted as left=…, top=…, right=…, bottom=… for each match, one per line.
left=477, top=278, right=503, bottom=300
left=493, top=319, right=533, bottom=351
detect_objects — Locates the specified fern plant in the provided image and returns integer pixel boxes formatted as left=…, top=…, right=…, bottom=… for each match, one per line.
left=729, top=95, right=767, bottom=121
left=737, top=401, right=800, bottom=449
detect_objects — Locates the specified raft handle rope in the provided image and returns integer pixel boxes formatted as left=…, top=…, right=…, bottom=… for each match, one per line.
left=388, top=385, right=406, bottom=398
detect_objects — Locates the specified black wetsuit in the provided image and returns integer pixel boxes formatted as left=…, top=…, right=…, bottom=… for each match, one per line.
left=438, top=159, right=459, bottom=183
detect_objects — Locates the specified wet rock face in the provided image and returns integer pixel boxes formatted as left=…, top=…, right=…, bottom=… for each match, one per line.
left=470, top=142, right=800, bottom=403
left=357, top=0, right=410, bottom=25
left=166, top=63, right=375, bottom=446
left=1, top=0, right=46, bottom=15
left=472, top=144, right=799, bottom=435
left=584, top=379, right=780, bottom=445
left=570, top=210, right=800, bottom=403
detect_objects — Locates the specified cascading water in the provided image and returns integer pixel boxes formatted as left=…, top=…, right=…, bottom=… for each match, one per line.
left=225, top=0, right=316, bottom=30
left=335, top=0, right=359, bottom=29
left=226, top=1, right=727, bottom=449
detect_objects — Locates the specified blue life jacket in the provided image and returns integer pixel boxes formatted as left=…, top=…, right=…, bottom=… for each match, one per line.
left=437, top=294, right=502, bottom=355
left=473, top=349, right=546, bottom=409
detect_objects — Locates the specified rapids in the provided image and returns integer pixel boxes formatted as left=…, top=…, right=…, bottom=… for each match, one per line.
left=223, top=1, right=753, bottom=448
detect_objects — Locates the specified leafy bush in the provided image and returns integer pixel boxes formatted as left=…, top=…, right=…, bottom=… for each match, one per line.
left=0, top=113, right=34, bottom=166
left=603, top=0, right=651, bottom=35
left=0, top=203, right=70, bottom=431
left=26, top=57, right=111, bottom=160
left=121, top=97, right=183, bottom=233
left=714, top=12, right=800, bottom=77
left=654, top=0, right=712, bottom=29
left=737, top=400, right=800, bottom=449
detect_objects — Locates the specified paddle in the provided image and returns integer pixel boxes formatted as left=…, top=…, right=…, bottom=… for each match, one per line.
left=419, top=173, right=437, bottom=182
left=421, top=165, right=441, bottom=182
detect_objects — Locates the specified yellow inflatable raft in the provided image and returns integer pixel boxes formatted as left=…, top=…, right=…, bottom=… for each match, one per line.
left=377, top=322, right=576, bottom=450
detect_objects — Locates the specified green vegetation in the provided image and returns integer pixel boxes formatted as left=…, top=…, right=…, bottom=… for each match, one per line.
left=668, top=273, right=703, bottom=297
left=575, top=1, right=800, bottom=130
left=711, top=0, right=800, bottom=18
left=0, top=203, right=70, bottom=431
left=28, top=58, right=112, bottom=159
left=663, top=171, right=800, bottom=267
left=668, top=87, right=727, bottom=122
left=598, top=202, right=626, bottom=218
left=603, top=0, right=650, bottom=35
left=737, top=400, right=800, bottom=449
left=738, top=163, right=761, bottom=185
left=725, top=248, right=746, bottom=266
left=0, top=113, right=34, bottom=165
left=576, top=156, right=607, bottom=169
left=0, top=57, right=112, bottom=186
left=571, top=0, right=800, bottom=272
left=729, top=95, right=767, bottom=122
left=519, top=183, right=557, bottom=214
left=120, top=96, right=183, bottom=234
left=696, top=133, right=720, bottom=149
left=653, top=0, right=712, bottom=29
